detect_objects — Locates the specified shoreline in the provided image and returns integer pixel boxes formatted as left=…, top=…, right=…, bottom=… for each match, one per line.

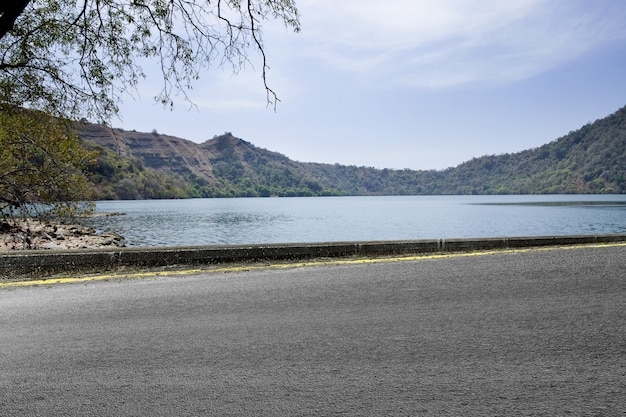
left=0, top=218, right=125, bottom=251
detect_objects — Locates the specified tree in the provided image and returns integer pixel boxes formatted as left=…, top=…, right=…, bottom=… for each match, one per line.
left=0, top=1, right=30, bottom=38
left=0, top=0, right=299, bottom=226
left=0, top=108, right=97, bottom=217
left=0, top=0, right=300, bottom=123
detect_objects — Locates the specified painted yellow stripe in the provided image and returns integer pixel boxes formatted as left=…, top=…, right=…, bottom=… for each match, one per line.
left=2, top=242, right=625, bottom=288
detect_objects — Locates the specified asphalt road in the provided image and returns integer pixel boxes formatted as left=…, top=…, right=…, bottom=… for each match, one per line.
left=1, top=244, right=625, bottom=416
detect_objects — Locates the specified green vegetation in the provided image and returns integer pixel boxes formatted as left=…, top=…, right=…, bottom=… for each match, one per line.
left=82, top=105, right=626, bottom=199
left=86, top=144, right=193, bottom=200
left=85, top=133, right=341, bottom=199
left=206, top=135, right=338, bottom=198
left=434, top=106, right=626, bottom=194
left=0, top=0, right=299, bottom=215
left=3, top=2, right=620, bottom=208
left=304, top=106, right=626, bottom=195
left=0, top=109, right=97, bottom=218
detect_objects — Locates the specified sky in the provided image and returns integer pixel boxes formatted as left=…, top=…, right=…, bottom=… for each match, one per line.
left=115, top=0, right=626, bottom=171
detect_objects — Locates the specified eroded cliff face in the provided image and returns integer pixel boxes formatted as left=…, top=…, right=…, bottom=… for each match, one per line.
left=80, top=125, right=335, bottom=198
left=78, top=123, right=219, bottom=186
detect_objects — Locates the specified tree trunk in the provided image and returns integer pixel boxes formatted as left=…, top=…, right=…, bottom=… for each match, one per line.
left=0, top=0, right=31, bottom=39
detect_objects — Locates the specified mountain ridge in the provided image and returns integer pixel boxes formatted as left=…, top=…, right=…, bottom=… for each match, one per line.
left=80, top=105, right=626, bottom=199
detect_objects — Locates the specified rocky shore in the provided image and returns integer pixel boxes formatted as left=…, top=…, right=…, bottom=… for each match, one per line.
left=0, top=218, right=125, bottom=251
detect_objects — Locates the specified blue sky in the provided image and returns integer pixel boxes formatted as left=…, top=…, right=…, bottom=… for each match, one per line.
left=116, top=0, right=626, bottom=170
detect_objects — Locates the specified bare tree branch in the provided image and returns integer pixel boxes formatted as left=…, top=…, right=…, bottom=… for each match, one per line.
left=0, top=0, right=300, bottom=121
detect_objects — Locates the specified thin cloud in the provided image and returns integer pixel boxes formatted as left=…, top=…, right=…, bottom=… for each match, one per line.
left=295, top=0, right=626, bottom=88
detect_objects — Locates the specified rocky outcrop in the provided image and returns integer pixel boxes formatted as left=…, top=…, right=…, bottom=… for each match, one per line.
left=0, top=219, right=125, bottom=251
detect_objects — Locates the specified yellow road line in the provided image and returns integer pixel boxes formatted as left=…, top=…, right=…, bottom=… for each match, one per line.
left=2, top=242, right=625, bottom=288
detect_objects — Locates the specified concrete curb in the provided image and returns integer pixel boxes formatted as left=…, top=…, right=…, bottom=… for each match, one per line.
left=2, top=234, right=626, bottom=278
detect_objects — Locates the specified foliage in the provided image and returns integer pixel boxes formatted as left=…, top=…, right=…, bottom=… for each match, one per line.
left=84, top=142, right=192, bottom=200
left=86, top=134, right=339, bottom=199
left=206, top=134, right=333, bottom=197
left=82, top=105, right=626, bottom=199
left=302, top=106, right=626, bottom=195
left=0, top=0, right=299, bottom=220
left=436, top=106, right=626, bottom=194
left=0, top=109, right=97, bottom=219
left=0, top=0, right=300, bottom=122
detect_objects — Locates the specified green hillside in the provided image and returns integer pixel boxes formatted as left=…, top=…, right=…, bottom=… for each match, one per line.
left=81, top=128, right=341, bottom=199
left=81, top=105, right=626, bottom=199
left=440, top=106, right=625, bottom=194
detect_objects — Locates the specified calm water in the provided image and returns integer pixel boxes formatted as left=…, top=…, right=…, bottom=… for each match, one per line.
left=86, top=195, right=626, bottom=247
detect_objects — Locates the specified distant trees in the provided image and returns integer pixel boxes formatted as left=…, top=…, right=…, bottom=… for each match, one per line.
left=78, top=105, right=626, bottom=200
left=86, top=144, right=193, bottom=200
left=85, top=135, right=337, bottom=199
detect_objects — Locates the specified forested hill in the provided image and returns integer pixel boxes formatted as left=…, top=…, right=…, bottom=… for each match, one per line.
left=80, top=105, right=626, bottom=199
left=439, top=106, right=625, bottom=194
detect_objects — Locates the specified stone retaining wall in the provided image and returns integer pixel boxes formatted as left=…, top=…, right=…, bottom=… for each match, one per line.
left=2, top=234, right=626, bottom=279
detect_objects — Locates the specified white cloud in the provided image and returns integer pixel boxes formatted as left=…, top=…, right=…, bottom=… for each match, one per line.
left=292, top=0, right=626, bottom=88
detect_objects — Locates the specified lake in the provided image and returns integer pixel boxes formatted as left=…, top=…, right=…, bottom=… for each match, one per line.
left=86, top=195, right=626, bottom=247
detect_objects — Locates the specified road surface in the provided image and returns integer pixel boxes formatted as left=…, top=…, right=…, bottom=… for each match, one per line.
left=1, top=244, right=625, bottom=416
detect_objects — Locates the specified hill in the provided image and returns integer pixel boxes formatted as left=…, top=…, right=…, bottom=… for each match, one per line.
left=79, top=105, right=626, bottom=199
left=80, top=126, right=339, bottom=199
left=438, top=106, right=625, bottom=194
